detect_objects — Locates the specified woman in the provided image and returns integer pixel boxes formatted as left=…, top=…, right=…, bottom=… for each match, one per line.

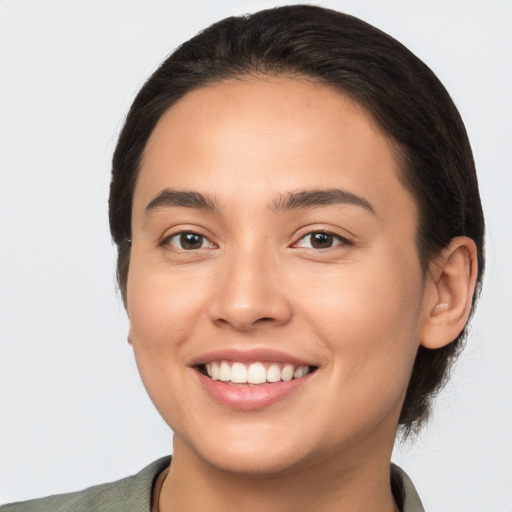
left=2, top=5, right=484, bottom=512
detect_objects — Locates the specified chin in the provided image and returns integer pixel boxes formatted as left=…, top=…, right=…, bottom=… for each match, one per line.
left=177, top=423, right=316, bottom=477
left=201, top=448, right=307, bottom=477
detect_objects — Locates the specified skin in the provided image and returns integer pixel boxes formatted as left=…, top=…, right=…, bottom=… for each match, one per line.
left=127, top=77, right=477, bottom=512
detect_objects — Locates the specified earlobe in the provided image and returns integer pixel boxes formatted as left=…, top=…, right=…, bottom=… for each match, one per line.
left=127, top=326, right=133, bottom=345
left=420, top=236, right=478, bottom=349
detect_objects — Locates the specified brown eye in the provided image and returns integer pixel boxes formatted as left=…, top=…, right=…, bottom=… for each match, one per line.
left=166, top=232, right=211, bottom=250
left=310, top=232, right=334, bottom=249
left=295, top=231, right=349, bottom=250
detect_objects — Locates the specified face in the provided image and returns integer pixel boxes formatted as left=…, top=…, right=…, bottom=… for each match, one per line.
left=128, top=77, right=431, bottom=476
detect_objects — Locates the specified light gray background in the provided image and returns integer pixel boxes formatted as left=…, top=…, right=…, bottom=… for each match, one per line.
left=1, top=1, right=511, bottom=510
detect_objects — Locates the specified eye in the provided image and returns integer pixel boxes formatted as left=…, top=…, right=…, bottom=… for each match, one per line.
left=294, top=231, right=350, bottom=249
left=164, top=232, right=214, bottom=250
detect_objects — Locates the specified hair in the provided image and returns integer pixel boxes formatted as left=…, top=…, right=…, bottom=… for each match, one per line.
left=109, top=5, right=484, bottom=435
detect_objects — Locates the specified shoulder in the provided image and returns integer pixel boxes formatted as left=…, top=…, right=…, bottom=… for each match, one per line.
left=1, top=457, right=171, bottom=512
left=391, top=463, right=425, bottom=512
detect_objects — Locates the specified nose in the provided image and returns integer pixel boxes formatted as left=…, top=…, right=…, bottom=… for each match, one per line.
left=208, top=249, right=292, bottom=331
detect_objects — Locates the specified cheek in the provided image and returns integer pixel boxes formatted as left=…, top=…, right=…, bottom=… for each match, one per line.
left=299, top=253, right=424, bottom=386
left=299, top=266, right=423, bottom=442
left=125, top=258, right=208, bottom=412
left=127, top=260, right=206, bottom=349
left=125, top=259, right=206, bottom=426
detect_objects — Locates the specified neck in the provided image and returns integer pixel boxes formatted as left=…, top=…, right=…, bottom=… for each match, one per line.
left=159, top=437, right=399, bottom=512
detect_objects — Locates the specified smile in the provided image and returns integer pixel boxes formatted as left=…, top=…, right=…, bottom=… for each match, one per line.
left=203, top=361, right=311, bottom=385
left=193, top=352, right=318, bottom=410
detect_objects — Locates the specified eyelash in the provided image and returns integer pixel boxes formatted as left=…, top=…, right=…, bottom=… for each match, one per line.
left=161, top=231, right=216, bottom=251
left=292, top=230, right=352, bottom=250
left=161, top=229, right=352, bottom=251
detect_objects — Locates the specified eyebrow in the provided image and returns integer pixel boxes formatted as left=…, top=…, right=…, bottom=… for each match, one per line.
left=271, top=189, right=376, bottom=215
left=145, top=189, right=218, bottom=214
left=145, top=187, right=375, bottom=216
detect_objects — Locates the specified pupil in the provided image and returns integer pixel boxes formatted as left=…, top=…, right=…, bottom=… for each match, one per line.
left=180, top=233, right=203, bottom=249
left=311, top=232, right=333, bottom=249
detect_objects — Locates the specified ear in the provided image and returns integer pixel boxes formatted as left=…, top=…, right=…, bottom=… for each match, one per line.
left=127, top=326, right=133, bottom=346
left=420, top=236, right=478, bottom=349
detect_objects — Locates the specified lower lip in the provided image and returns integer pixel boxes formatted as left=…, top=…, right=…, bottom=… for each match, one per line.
left=196, top=371, right=312, bottom=411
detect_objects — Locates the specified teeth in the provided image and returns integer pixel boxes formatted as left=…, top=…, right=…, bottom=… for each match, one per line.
left=293, top=366, right=305, bottom=379
left=281, top=364, right=294, bottom=382
left=204, top=361, right=310, bottom=384
left=247, top=362, right=267, bottom=384
left=231, top=362, right=247, bottom=383
left=267, top=363, right=281, bottom=383
left=219, top=361, right=231, bottom=382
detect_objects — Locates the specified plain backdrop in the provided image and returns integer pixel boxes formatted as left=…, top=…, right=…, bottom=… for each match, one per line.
left=1, top=1, right=511, bottom=510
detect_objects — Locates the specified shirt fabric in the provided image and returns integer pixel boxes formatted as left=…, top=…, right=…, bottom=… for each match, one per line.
left=1, top=457, right=425, bottom=512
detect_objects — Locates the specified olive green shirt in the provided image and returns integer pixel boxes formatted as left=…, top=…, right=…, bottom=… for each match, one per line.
left=1, top=457, right=425, bottom=511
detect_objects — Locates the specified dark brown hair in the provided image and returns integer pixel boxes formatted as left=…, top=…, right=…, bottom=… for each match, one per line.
left=109, top=5, right=484, bottom=435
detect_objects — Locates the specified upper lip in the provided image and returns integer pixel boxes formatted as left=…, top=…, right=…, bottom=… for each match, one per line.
left=189, top=348, right=317, bottom=367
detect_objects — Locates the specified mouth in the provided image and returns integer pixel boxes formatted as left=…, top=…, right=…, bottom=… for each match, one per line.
left=197, top=360, right=317, bottom=385
left=192, top=349, right=318, bottom=410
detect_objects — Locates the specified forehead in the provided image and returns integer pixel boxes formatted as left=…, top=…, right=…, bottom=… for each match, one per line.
left=142, top=76, right=386, bottom=171
left=135, top=76, right=417, bottom=224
